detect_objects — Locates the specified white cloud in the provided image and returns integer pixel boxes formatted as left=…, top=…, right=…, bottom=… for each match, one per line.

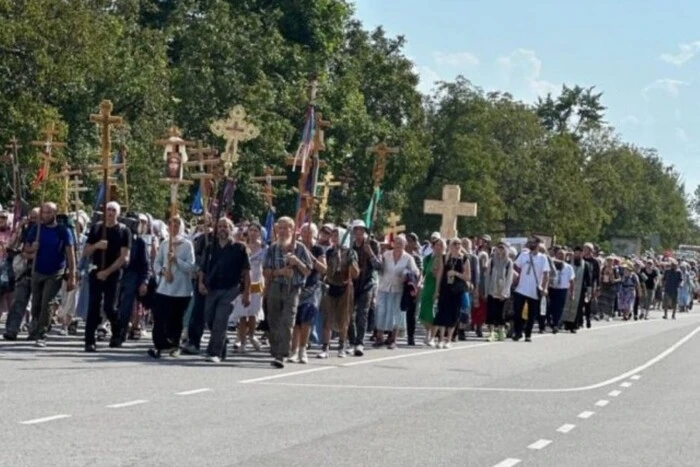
left=660, top=41, right=700, bottom=66
left=676, top=127, right=690, bottom=143
left=496, top=48, right=558, bottom=99
left=413, top=63, right=441, bottom=94
left=641, top=78, right=689, bottom=99
left=434, top=51, right=480, bottom=68
left=620, top=115, right=639, bottom=126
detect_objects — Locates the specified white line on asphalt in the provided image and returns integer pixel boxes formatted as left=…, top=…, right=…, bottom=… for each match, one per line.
left=557, top=424, right=576, bottom=433
left=527, top=439, right=552, bottom=450
left=106, top=400, right=148, bottom=409
left=595, top=400, right=610, bottom=407
left=620, top=382, right=633, bottom=388
left=20, top=414, right=71, bottom=425
left=608, top=390, right=622, bottom=397
left=175, top=388, right=213, bottom=396
left=244, top=323, right=700, bottom=392
left=493, top=458, right=521, bottom=467
left=578, top=411, right=595, bottom=419
left=631, top=375, right=641, bottom=380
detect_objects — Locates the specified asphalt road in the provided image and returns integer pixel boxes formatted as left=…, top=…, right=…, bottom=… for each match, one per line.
left=2, top=311, right=700, bottom=467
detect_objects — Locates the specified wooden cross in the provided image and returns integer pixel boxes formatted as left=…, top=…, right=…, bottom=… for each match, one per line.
left=1, top=136, right=21, bottom=196
left=30, top=123, right=66, bottom=192
left=155, top=127, right=194, bottom=216
left=184, top=141, right=219, bottom=216
left=317, top=172, right=341, bottom=223
left=210, top=105, right=260, bottom=177
left=67, top=177, right=89, bottom=212
left=370, top=142, right=399, bottom=188
left=382, top=212, right=406, bottom=238
left=253, top=166, right=287, bottom=210
left=423, top=185, right=478, bottom=239
left=54, top=163, right=82, bottom=213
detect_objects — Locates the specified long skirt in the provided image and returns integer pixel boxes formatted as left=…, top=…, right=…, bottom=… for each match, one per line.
left=598, top=283, right=616, bottom=316
left=485, top=295, right=506, bottom=326
left=375, top=291, right=403, bottom=331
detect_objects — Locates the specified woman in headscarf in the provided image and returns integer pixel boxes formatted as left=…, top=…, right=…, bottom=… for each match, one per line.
left=678, top=262, right=694, bottom=312
left=484, top=241, right=514, bottom=342
left=598, top=256, right=620, bottom=321
left=148, top=216, right=197, bottom=359
left=617, top=261, right=639, bottom=321
left=418, top=238, right=445, bottom=347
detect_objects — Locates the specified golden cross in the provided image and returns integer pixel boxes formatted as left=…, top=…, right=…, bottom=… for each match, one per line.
left=54, top=163, right=82, bottom=212
left=382, top=211, right=406, bottom=238
left=184, top=141, right=219, bottom=213
left=370, top=142, right=399, bottom=188
left=210, top=105, right=260, bottom=176
left=30, top=123, right=66, bottom=191
left=89, top=100, right=123, bottom=200
left=423, top=185, right=478, bottom=239
left=317, top=172, right=341, bottom=223
left=253, top=166, right=287, bottom=210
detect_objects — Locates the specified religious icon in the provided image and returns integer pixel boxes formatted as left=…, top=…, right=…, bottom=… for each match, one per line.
left=161, top=136, right=188, bottom=180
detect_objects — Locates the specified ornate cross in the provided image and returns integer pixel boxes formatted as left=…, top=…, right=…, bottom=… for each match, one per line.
left=183, top=141, right=219, bottom=217
left=253, top=166, right=287, bottom=210
left=30, top=123, right=66, bottom=193
left=54, top=163, right=83, bottom=213
left=382, top=211, right=406, bottom=238
left=370, top=142, right=399, bottom=189
left=210, top=105, right=260, bottom=177
left=423, top=185, right=478, bottom=239
left=316, top=171, right=341, bottom=223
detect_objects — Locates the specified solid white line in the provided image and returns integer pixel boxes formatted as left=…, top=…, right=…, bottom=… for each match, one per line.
left=528, top=439, right=552, bottom=450
left=620, top=382, right=633, bottom=388
left=244, top=323, right=700, bottom=393
left=595, top=400, right=610, bottom=407
left=175, top=388, right=212, bottom=396
left=631, top=375, right=642, bottom=380
left=578, top=411, right=595, bottom=419
left=608, top=390, right=622, bottom=397
left=493, top=458, right=521, bottom=467
left=557, top=424, right=576, bottom=433
left=20, top=414, right=71, bottom=425
left=106, top=400, right=148, bottom=409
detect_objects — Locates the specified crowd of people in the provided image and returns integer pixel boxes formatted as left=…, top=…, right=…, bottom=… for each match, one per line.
left=0, top=201, right=696, bottom=369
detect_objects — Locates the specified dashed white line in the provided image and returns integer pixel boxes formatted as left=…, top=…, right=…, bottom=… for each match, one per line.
left=608, top=390, right=622, bottom=397
left=106, top=400, right=148, bottom=409
left=528, top=439, right=552, bottom=450
left=175, top=388, right=212, bottom=396
left=578, top=411, right=595, bottom=419
left=631, top=375, right=642, bottom=380
left=20, top=414, right=71, bottom=425
left=595, top=400, right=610, bottom=407
left=493, top=458, right=521, bottom=467
left=620, top=382, right=633, bottom=388
left=557, top=424, right=576, bottom=433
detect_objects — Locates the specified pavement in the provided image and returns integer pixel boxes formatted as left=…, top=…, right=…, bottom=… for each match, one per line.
left=2, top=311, right=700, bottom=467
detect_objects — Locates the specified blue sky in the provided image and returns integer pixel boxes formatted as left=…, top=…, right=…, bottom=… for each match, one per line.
left=353, top=0, right=700, bottom=194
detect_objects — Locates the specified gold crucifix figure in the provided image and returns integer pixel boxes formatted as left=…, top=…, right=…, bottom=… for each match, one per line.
left=382, top=212, right=406, bottom=238
left=210, top=105, right=260, bottom=177
left=369, top=142, right=399, bottom=189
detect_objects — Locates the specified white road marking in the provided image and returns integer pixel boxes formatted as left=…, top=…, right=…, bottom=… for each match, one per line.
left=20, top=414, right=71, bottom=425
left=620, top=382, right=633, bottom=388
left=595, top=400, right=610, bottom=407
left=608, top=390, right=622, bottom=397
left=493, top=458, right=521, bottom=467
left=578, top=411, right=595, bottom=419
left=244, top=323, right=700, bottom=393
left=557, top=424, right=576, bottom=433
left=631, top=375, right=642, bottom=380
left=175, top=388, right=212, bottom=396
left=528, top=439, right=552, bottom=450
left=106, top=400, right=148, bottom=409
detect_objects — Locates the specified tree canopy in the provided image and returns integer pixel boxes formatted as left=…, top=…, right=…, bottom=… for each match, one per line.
left=0, top=0, right=696, bottom=249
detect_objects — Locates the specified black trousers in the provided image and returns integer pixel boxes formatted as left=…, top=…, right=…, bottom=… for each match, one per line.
left=512, top=292, right=542, bottom=339
left=152, top=294, right=190, bottom=351
left=405, top=297, right=417, bottom=339
left=85, top=272, right=120, bottom=345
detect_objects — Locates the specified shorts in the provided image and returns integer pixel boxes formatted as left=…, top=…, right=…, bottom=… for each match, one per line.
left=295, top=302, right=318, bottom=326
left=663, top=293, right=678, bottom=310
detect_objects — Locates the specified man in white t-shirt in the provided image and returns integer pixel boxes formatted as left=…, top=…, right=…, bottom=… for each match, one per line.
left=547, top=248, right=575, bottom=333
left=512, top=237, right=551, bottom=342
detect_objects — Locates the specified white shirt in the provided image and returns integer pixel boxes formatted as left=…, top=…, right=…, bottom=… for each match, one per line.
left=515, top=252, right=551, bottom=299
left=377, top=250, right=419, bottom=293
left=552, top=262, right=575, bottom=289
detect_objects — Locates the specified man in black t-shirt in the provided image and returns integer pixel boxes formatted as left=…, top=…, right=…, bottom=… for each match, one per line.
left=640, top=259, right=659, bottom=319
left=82, top=201, right=131, bottom=351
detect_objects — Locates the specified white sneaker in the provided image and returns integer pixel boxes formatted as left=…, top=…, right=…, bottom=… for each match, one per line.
left=423, top=335, right=431, bottom=346
left=337, top=348, right=347, bottom=358
left=287, top=350, right=300, bottom=363
left=443, top=341, right=451, bottom=349
left=317, top=350, right=329, bottom=359
left=35, top=339, right=46, bottom=348
left=250, top=336, right=262, bottom=351
left=206, top=355, right=221, bottom=363
left=299, top=349, right=309, bottom=364
left=237, top=342, right=247, bottom=354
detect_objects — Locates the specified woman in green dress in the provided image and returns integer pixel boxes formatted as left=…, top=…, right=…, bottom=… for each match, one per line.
left=419, top=239, right=445, bottom=347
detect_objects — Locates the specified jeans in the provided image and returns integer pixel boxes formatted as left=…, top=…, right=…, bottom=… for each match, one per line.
left=85, top=272, right=120, bottom=346
left=266, top=282, right=301, bottom=360
left=116, top=270, right=140, bottom=342
left=348, top=287, right=374, bottom=346
left=29, top=272, right=65, bottom=339
left=186, top=287, right=207, bottom=349
left=5, top=276, right=31, bottom=335
left=205, top=287, right=237, bottom=358
left=512, top=291, right=542, bottom=339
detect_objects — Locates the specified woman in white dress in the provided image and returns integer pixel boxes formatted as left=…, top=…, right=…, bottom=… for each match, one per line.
left=232, top=222, right=265, bottom=352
